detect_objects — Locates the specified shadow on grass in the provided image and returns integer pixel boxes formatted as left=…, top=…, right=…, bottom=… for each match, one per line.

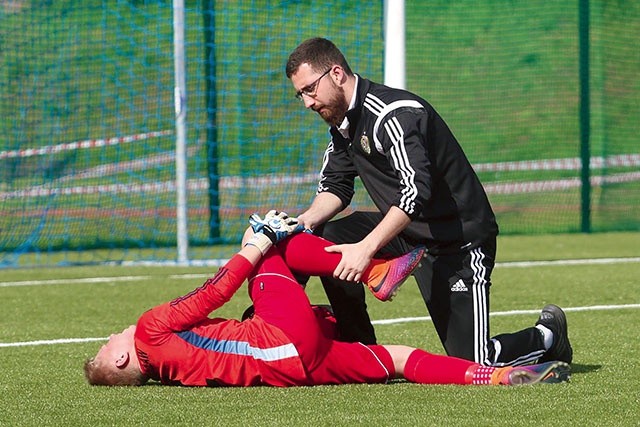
left=570, top=363, right=602, bottom=375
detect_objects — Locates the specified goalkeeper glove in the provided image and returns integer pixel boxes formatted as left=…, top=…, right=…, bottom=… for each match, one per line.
left=245, top=210, right=303, bottom=254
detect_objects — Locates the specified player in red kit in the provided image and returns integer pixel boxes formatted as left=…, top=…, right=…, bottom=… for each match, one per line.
left=85, top=211, right=570, bottom=387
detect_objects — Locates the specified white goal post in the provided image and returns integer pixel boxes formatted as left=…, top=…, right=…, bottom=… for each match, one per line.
left=170, top=0, right=405, bottom=264
left=384, top=0, right=406, bottom=89
left=173, top=0, right=189, bottom=264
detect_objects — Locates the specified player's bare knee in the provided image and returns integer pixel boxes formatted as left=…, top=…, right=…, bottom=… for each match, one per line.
left=383, top=344, right=415, bottom=376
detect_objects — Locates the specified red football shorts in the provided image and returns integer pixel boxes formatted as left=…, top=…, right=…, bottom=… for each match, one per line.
left=249, top=250, right=394, bottom=385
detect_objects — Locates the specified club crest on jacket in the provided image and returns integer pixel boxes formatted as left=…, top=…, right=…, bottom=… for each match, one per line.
left=360, top=134, right=371, bottom=155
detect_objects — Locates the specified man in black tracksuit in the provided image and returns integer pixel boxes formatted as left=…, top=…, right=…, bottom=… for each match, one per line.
left=285, top=37, right=572, bottom=366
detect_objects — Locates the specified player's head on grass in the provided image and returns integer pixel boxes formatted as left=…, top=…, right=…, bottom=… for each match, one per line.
left=84, top=325, right=148, bottom=386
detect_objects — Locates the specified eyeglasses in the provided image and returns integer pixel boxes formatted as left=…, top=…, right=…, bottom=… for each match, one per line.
left=295, top=68, right=331, bottom=100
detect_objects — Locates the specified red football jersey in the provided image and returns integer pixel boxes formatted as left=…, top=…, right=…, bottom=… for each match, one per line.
left=133, top=252, right=393, bottom=387
left=134, top=255, right=308, bottom=387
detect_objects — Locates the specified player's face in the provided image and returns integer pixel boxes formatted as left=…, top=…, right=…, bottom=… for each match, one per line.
left=291, top=64, right=349, bottom=127
left=95, top=325, right=136, bottom=363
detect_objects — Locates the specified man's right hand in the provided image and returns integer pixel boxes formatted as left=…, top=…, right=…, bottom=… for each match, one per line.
left=298, top=192, right=344, bottom=232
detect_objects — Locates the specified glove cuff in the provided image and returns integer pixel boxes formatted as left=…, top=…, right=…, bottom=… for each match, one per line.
left=244, top=232, right=273, bottom=255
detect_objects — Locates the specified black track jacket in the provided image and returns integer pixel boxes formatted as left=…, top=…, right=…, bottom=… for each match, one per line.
left=317, top=76, right=498, bottom=254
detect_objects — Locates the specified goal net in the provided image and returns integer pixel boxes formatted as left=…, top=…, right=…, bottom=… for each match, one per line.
left=1, top=1, right=638, bottom=268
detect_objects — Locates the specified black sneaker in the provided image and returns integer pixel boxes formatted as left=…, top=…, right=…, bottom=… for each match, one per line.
left=535, top=304, right=573, bottom=364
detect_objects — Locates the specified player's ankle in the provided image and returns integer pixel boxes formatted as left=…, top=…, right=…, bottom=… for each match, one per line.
left=361, top=259, right=387, bottom=286
left=465, top=365, right=512, bottom=385
left=490, top=367, right=514, bottom=385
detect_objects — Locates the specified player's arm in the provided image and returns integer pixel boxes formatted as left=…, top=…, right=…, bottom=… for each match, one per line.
left=136, top=255, right=255, bottom=346
left=137, top=212, right=302, bottom=341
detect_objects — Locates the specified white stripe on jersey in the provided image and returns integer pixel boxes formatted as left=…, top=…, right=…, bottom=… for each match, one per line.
left=317, top=140, right=335, bottom=193
left=371, top=99, right=423, bottom=153
left=363, top=93, right=386, bottom=116
left=177, top=331, right=300, bottom=362
left=365, top=96, right=423, bottom=215
left=251, top=343, right=300, bottom=361
left=384, top=117, right=417, bottom=214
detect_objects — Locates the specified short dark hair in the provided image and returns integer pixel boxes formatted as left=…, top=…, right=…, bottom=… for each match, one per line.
left=286, top=37, right=353, bottom=78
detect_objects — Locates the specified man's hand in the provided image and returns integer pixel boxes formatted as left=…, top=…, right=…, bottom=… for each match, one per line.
left=324, top=240, right=377, bottom=282
left=297, top=192, right=344, bottom=232
left=325, top=207, right=412, bottom=282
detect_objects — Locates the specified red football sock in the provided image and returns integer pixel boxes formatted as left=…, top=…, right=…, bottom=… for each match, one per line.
left=403, top=349, right=480, bottom=385
left=278, top=233, right=385, bottom=277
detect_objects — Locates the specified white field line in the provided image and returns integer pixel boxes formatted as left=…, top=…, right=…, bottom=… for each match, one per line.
left=0, top=257, right=638, bottom=349
left=371, top=303, right=640, bottom=325
left=124, top=256, right=640, bottom=269
left=0, top=276, right=151, bottom=287
left=1, top=303, right=639, bottom=348
left=0, top=337, right=107, bottom=347
left=498, top=257, right=640, bottom=268
left=1, top=257, right=638, bottom=288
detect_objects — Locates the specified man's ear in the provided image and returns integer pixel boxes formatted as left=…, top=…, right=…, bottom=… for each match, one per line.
left=115, top=352, right=130, bottom=369
left=331, top=65, right=347, bottom=85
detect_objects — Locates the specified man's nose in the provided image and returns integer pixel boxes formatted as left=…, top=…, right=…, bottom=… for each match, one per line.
left=302, top=95, right=315, bottom=109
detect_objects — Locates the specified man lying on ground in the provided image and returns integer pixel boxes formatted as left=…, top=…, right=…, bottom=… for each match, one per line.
left=85, top=211, right=570, bottom=387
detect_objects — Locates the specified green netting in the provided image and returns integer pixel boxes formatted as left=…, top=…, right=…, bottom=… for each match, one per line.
left=0, top=0, right=638, bottom=267
left=406, top=0, right=639, bottom=234
left=1, top=0, right=178, bottom=265
left=590, top=0, right=640, bottom=231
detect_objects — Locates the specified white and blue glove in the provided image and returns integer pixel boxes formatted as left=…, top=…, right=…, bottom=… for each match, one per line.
left=245, top=210, right=304, bottom=254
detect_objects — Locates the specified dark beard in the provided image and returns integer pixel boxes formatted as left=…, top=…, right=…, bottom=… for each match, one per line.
left=318, top=86, right=349, bottom=127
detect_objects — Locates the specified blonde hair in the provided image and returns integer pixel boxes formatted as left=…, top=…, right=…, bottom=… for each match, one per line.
left=84, top=357, right=148, bottom=386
